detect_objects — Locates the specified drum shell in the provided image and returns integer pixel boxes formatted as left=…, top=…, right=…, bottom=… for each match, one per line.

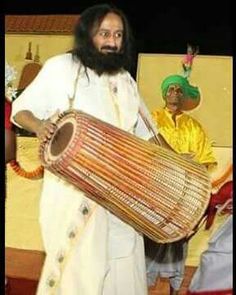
left=40, top=110, right=211, bottom=243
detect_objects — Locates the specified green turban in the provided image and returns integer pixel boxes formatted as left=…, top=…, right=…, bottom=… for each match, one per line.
left=161, top=75, right=201, bottom=111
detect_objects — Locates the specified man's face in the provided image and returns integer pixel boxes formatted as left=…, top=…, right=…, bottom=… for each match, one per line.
left=165, top=84, right=184, bottom=113
left=92, top=13, right=124, bottom=54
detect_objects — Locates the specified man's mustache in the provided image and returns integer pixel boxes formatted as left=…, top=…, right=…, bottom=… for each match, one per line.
left=101, top=46, right=118, bottom=52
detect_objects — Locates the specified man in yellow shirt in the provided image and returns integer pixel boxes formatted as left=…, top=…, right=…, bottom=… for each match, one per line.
left=145, top=74, right=217, bottom=294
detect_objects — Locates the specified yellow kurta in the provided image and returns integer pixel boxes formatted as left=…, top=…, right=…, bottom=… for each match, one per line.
left=145, top=107, right=217, bottom=290
left=152, top=108, right=216, bottom=165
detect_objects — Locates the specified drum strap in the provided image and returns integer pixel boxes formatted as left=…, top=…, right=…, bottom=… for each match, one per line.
left=138, top=99, right=161, bottom=145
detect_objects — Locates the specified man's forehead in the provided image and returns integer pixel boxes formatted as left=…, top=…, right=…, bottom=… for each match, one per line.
left=92, top=13, right=123, bottom=35
left=168, top=84, right=182, bottom=89
left=98, top=13, right=123, bottom=30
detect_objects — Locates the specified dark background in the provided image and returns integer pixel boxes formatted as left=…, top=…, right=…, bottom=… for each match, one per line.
left=5, top=0, right=232, bottom=56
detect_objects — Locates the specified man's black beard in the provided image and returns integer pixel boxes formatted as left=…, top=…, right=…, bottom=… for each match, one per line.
left=78, top=45, right=127, bottom=76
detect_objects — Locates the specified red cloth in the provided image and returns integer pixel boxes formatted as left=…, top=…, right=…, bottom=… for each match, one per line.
left=205, top=181, right=233, bottom=230
left=187, top=289, right=232, bottom=295
left=5, top=100, right=12, bottom=130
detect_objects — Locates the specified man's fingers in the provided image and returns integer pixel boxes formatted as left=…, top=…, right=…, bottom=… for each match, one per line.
left=47, top=123, right=57, bottom=134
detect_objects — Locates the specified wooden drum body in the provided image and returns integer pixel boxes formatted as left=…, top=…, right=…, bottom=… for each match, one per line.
left=40, top=110, right=211, bottom=243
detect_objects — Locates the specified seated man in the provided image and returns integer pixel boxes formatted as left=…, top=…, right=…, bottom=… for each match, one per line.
left=145, top=74, right=217, bottom=295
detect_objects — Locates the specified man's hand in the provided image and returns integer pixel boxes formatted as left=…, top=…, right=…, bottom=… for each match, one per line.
left=35, top=120, right=57, bottom=142
left=35, top=110, right=60, bottom=142
left=14, top=109, right=60, bottom=143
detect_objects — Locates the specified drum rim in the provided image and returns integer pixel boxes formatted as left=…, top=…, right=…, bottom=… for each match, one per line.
left=40, top=111, right=82, bottom=167
left=48, top=117, right=77, bottom=161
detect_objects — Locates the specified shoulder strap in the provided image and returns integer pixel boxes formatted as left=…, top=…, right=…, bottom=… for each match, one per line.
left=138, top=98, right=161, bottom=145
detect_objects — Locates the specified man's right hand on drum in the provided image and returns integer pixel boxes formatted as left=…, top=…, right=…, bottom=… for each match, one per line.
left=13, top=109, right=60, bottom=143
left=35, top=119, right=57, bottom=143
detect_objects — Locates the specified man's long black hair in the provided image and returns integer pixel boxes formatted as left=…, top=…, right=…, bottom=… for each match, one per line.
left=72, top=4, right=135, bottom=75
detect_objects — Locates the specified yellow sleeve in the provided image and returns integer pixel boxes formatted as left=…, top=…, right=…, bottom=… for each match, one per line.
left=190, top=120, right=217, bottom=166
left=151, top=109, right=160, bottom=125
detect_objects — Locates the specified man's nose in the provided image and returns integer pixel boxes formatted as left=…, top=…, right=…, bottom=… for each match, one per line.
left=107, top=35, right=117, bottom=46
left=170, top=91, right=178, bottom=96
left=173, top=90, right=180, bottom=96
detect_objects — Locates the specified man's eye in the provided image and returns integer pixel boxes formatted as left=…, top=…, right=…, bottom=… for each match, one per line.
left=115, top=32, right=123, bottom=38
left=100, top=31, right=109, bottom=38
left=177, top=90, right=183, bottom=95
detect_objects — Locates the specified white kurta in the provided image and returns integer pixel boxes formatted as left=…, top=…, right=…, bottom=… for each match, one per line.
left=11, top=53, right=152, bottom=295
left=188, top=215, right=232, bottom=293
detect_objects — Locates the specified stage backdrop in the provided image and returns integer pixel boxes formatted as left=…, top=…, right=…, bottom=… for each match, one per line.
left=5, top=34, right=73, bottom=86
left=136, top=54, right=232, bottom=147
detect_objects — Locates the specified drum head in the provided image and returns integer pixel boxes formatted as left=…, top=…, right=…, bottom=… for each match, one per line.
left=50, top=121, right=74, bottom=157
left=41, top=113, right=81, bottom=165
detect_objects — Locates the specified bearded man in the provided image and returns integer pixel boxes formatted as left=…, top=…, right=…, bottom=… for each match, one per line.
left=11, top=4, right=155, bottom=295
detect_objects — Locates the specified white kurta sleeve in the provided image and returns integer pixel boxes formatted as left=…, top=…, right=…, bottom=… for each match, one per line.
left=11, top=58, right=59, bottom=127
